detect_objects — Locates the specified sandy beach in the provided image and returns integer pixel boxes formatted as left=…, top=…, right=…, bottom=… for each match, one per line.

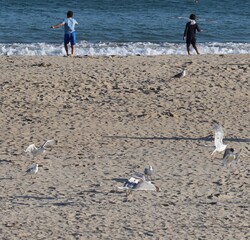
left=0, top=54, right=249, bottom=239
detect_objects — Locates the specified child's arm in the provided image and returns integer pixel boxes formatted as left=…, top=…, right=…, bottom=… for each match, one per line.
left=196, top=24, right=203, bottom=32
left=183, top=23, right=188, bottom=40
left=51, top=23, right=64, bottom=29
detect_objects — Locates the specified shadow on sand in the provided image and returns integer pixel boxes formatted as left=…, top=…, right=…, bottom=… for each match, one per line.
left=103, top=135, right=250, bottom=143
left=11, top=195, right=83, bottom=207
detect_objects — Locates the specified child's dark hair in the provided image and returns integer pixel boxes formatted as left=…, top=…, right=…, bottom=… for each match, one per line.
left=189, top=14, right=196, bottom=20
left=67, top=11, right=74, bottom=18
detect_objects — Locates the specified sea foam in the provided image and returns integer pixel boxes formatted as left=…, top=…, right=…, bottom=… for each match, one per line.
left=1, top=41, right=250, bottom=56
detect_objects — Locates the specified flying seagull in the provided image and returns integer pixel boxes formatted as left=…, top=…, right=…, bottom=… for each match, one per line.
left=211, top=122, right=227, bottom=157
left=144, top=165, right=154, bottom=180
left=173, top=69, right=186, bottom=78
left=223, top=148, right=242, bottom=167
left=24, top=163, right=39, bottom=175
left=25, top=139, right=56, bottom=159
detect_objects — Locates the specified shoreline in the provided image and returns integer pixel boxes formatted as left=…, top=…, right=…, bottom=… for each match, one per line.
left=1, top=54, right=249, bottom=239
left=1, top=41, right=250, bottom=56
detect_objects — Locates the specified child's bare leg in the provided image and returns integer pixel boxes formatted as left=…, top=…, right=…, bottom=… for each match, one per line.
left=71, top=45, right=76, bottom=56
left=64, top=43, right=69, bottom=56
left=194, top=45, right=200, bottom=55
left=186, top=42, right=191, bottom=55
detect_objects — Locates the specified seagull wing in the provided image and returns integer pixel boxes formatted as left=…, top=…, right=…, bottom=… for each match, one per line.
left=25, top=144, right=38, bottom=154
left=42, top=139, right=55, bottom=148
left=120, top=177, right=140, bottom=189
left=133, top=181, right=157, bottom=191
left=117, top=186, right=130, bottom=190
left=25, top=164, right=36, bottom=174
left=173, top=72, right=182, bottom=78
left=213, top=123, right=225, bottom=148
left=127, top=177, right=141, bottom=184
left=173, top=70, right=186, bottom=78
left=26, top=166, right=34, bottom=173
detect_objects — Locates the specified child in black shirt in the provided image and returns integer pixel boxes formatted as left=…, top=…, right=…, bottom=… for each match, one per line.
left=183, top=14, right=202, bottom=55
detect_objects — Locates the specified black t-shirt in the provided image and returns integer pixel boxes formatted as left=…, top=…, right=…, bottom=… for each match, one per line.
left=184, top=22, right=201, bottom=40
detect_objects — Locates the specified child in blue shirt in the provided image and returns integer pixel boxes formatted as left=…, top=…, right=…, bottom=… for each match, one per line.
left=51, top=11, right=78, bottom=56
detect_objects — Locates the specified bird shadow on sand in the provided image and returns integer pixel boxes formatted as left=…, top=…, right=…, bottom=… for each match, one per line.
left=12, top=195, right=84, bottom=207
left=103, top=135, right=250, bottom=143
left=14, top=195, right=57, bottom=200
left=52, top=201, right=79, bottom=207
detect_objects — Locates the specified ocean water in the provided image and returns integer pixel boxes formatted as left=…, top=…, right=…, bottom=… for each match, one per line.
left=1, top=0, right=250, bottom=56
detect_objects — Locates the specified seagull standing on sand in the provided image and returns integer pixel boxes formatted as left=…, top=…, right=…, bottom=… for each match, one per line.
left=173, top=69, right=186, bottom=78
left=211, top=122, right=227, bottom=157
left=144, top=165, right=154, bottom=180
left=25, top=140, right=55, bottom=159
left=223, top=148, right=241, bottom=167
left=24, top=163, right=39, bottom=175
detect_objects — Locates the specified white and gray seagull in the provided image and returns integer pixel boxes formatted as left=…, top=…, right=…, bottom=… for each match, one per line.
left=173, top=69, right=186, bottom=78
left=24, top=163, right=39, bottom=176
left=211, top=122, right=227, bottom=157
left=144, top=165, right=154, bottom=180
left=25, top=139, right=56, bottom=159
left=222, top=148, right=242, bottom=167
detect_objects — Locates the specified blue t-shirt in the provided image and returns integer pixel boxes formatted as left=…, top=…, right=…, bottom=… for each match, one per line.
left=62, top=18, right=78, bottom=34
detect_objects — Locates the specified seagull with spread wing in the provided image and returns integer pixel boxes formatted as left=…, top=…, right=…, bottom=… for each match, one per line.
left=211, top=122, right=227, bottom=157
left=25, top=140, right=56, bottom=159
left=118, top=172, right=159, bottom=196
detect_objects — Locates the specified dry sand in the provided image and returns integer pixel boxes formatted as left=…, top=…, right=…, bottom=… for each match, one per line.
left=0, top=54, right=249, bottom=239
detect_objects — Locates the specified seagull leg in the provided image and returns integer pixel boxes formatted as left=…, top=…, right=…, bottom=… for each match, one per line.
left=211, top=150, right=216, bottom=158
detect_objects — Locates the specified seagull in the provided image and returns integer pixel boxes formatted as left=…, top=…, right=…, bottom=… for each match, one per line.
left=24, top=163, right=38, bottom=175
left=144, top=165, right=154, bottom=180
left=25, top=140, right=55, bottom=158
left=211, top=122, right=227, bottom=157
left=223, top=148, right=242, bottom=167
left=118, top=173, right=160, bottom=196
left=173, top=69, right=186, bottom=78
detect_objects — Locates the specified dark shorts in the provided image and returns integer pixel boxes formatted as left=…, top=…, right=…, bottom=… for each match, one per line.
left=186, top=37, right=196, bottom=47
left=64, top=32, right=76, bottom=45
